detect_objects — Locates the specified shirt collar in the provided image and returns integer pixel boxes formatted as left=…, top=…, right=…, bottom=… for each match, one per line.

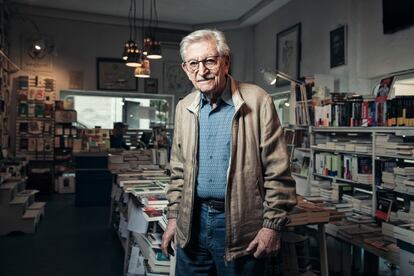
left=199, top=77, right=234, bottom=107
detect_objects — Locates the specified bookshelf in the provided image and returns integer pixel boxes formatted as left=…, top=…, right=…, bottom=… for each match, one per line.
left=53, top=108, right=78, bottom=193
left=15, top=75, right=56, bottom=161
left=309, top=126, right=414, bottom=219
left=0, top=0, right=14, bottom=158
left=108, top=153, right=173, bottom=276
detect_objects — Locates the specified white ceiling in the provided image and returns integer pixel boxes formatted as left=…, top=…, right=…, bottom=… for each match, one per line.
left=14, top=0, right=291, bottom=28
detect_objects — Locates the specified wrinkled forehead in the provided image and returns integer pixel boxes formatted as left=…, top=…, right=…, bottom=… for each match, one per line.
left=184, top=39, right=219, bottom=60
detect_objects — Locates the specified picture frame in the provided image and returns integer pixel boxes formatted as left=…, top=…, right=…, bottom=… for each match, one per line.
left=276, top=23, right=301, bottom=87
left=96, top=57, right=137, bottom=91
left=330, top=25, right=347, bottom=68
left=144, top=78, right=158, bottom=94
left=163, top=61, right=193, bottom=97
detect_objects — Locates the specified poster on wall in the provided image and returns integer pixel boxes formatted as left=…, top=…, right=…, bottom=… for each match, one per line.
left=21, top=34, right=54, bottom=73
left=330, top=25, right=347, bottom=68
left=69, top=70, right=84, bottom=90
left=144, top=78, right=158, bottom=94
left=276, top=23, right=301, bottom=87
left=163, top=61, right=193, bottom=98
left=96, top=58, right=138, bottom=91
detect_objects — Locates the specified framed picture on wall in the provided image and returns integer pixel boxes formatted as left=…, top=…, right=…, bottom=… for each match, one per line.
left=144, top=78, right=158, bottom=94
left=276, top=23, right=301, bottom=87
left=163, top=61, right=193, bottom=97
left=330, top=25, right=347, bottom=68
left=96, top=58, right=137, bottom=91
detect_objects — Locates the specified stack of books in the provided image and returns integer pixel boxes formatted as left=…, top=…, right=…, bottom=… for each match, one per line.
left=382, top=221, right=414, bottom=244
left=326, top=220, right=358, bottom=236
left=381, top=171, right=396, bottom=189
left=343, top=194, right=372, bottom=215
left=320, top=187, right=333, bottom=201
left=356, top=173, right=373, bottom=185
left=337, top=223, right=381, bottom=240
left=331, top=182, right=352, bottom=201
left=148, top=247, right=171, bottom=274
left=393, top=167, right=414, bottom=193
left=385, top=143, right=414, bottom=156
left=159, top=213, right=168, bottom=231
left=354, top=143, right=372, bottom=153
left=347, top=212, right=375, bottom=224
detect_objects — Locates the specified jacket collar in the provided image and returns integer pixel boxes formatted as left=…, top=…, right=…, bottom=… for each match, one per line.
left=186, top=75, right=245, bottom=114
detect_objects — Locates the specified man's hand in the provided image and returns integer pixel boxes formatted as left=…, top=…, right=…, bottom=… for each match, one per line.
left=161, top=218, right=177, bottom=256
left=246, top=228, right=281, bottom=258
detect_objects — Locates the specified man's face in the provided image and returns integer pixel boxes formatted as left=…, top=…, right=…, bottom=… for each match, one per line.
left=182, top=39, right=229, bottom=95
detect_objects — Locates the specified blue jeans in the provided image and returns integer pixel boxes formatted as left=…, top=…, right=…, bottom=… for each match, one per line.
left=176, top=201, right=267, bottom=276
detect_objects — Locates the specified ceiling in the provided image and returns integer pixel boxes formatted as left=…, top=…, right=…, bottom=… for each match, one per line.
left=14, top=0, right=291, bottom=28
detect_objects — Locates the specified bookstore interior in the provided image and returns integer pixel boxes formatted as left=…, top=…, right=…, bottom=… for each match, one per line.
left=1, top=0, right=414, bottom=275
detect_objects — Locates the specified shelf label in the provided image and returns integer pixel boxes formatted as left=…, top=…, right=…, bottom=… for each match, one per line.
left=395, top=129, right=414, bottom=136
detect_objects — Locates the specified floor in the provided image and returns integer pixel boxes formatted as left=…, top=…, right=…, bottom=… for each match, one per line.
left=0, top=194, right=124, bottom=276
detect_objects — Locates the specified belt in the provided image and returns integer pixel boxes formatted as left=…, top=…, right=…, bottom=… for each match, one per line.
left=199, top=199, right=225, bottom=211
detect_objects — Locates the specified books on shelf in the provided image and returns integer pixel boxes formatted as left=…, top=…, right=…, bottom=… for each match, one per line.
left=326, top=219, right=358, bottom=236
left=347, top=212, right=375, bottom=223
left=28, top=121, right=43, bottom=135
left=287, top=205, right=330, bottom=226
left=382, top=221, right=414, bottom=244
left=18, top=121, right=28, bottom=133
left=337, top=223, right=381, bottom=240
left=142, top=207, right=164, bottom=222
left=314, top=94, right=414, bottom=127
left=141, top=194, right=169, bottom=206
left=375, top=197, right=393, bottom=222
left=363, top=236, right=398, bottom=252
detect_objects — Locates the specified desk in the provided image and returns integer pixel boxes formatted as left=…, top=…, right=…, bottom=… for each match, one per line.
left=74, top=153, right=112, bottom=206
left=284, top=222, right=329, bottom=276
left=325, top=225, right=399, bottom=275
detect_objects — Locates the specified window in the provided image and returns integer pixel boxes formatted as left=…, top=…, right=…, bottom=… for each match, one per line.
left=271, top=91, right=291, bottom=126
left=60, top=90, right=175, bottom=130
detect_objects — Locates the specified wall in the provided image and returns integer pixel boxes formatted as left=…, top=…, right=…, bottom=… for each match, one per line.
left=9, top=14, right=186, bottom=96
left=9, top=13, right=254, bottom=98
left=253, top=0, right=414, bottom=95
left=9, top=0, right=414, bottom=97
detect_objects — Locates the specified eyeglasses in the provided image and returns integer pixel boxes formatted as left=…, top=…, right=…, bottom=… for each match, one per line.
left=183, top=55, right=221, bottom=72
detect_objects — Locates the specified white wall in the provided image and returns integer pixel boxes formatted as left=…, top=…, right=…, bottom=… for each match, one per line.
left=9, top=14, right=184, bottom=95
left=253, top=0, right=414, bottom=95
left=9, top=14, right=255, bottom=97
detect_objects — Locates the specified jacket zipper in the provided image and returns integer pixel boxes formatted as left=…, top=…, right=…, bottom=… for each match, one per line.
left=186, top=110, right=199, bottom=246
left=224, top=102, right=244, bottom=263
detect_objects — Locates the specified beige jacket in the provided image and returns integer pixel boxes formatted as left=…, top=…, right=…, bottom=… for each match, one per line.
left=167, top=76, right=297, bottom=261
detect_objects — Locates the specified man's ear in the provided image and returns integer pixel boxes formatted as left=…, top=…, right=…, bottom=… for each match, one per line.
left=224, top=55, right=230, bottom=74
left=181, top=62, right=192, bottom=78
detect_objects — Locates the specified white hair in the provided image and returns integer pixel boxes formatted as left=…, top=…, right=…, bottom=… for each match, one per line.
left=180, top=29, right=230, bottom=61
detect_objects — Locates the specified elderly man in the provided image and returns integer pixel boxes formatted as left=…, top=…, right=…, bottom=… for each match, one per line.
left=162, top=29, right=296, bottom=275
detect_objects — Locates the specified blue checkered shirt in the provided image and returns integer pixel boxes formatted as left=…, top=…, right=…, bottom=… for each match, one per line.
left=196, top=81, right=235, bottom=200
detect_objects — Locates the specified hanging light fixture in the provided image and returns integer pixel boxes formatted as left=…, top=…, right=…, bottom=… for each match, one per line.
left=135, top=58, right=151, bottom=78
left=126, top=42, right=143, bottom=67
left=124, top=0, right=143, bottom=67
left=122, top=0, right=134, bottom=61
left=144, top=0, right=162, bottom=59
left=134, top=0, right=150, bottom=78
